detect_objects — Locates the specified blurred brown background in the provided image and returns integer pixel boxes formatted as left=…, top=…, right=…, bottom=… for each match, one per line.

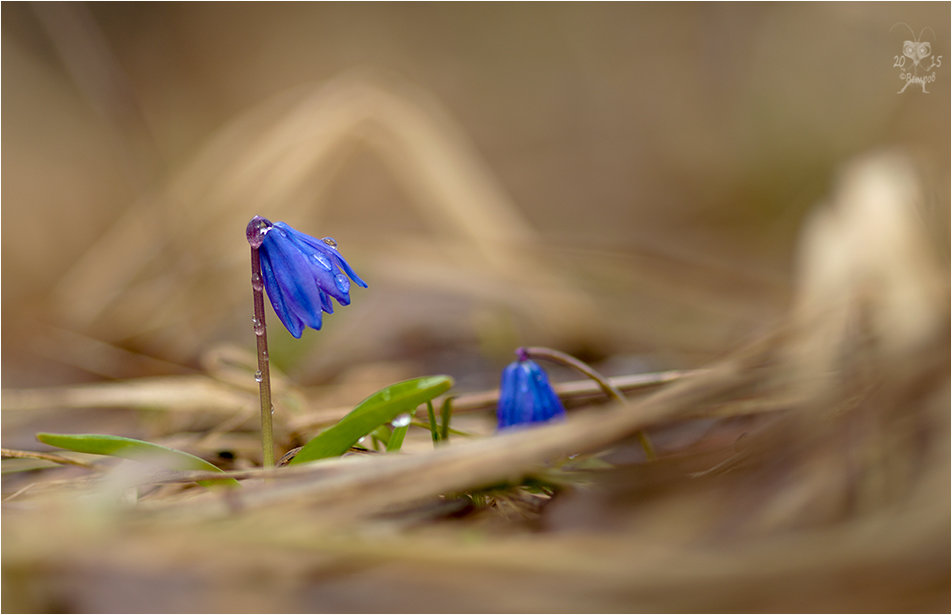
left=2, top=2, right=948, bottom=389
left=2, top=4, right=950, bottom=613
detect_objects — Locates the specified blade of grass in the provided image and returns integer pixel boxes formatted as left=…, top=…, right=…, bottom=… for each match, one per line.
left=386, top=413, right=412, bottom=452
left=409, top=421, right=473, bottom=438
left=440, top=397, right=454, bottom=442
left=426, top=400, right=440, bottom=445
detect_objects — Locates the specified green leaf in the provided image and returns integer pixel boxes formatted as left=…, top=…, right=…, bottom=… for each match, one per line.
left=290, top=375, right=454, bottom=465
left=35, top=433, right=238, bottom=487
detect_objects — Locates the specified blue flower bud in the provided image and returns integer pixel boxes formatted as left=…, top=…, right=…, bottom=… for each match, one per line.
left=496, top=356, right=566, bottom=430
left=248, top=217, right=367, bottom=338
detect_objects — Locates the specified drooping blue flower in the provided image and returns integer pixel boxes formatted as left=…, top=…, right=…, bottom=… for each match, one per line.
left=496, top=352, right=566, bottom=430
left=247, top=216, right=367, bottom=338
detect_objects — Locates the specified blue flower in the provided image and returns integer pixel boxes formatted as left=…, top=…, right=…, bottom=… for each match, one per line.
left=247, top=216, right=367, bottom=338
left=496, top=353, right=566, bottom=430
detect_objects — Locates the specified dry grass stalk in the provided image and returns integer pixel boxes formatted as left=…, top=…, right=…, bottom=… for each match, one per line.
left=2, top=131, right=947, bottom=611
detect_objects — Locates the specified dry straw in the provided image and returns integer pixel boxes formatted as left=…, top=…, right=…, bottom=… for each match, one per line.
left=6, top=7, right=946, bottom=609
left=3, top=78, right=947, bottom=612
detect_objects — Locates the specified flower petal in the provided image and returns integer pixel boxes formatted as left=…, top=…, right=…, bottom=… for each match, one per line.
left=261, top=226, right=325, bottom=332
left=496, top=359, right=565, bottom=430
left=274, top=223, right=351, bottom=305
left=496, top=362, right=523, bottom=429
left=319, top=289, right=334, bottom=315
left=328, top=249, right=368, bottom=289
left=260, top=249, right=305, bottom=338
left=276, top=222, right=368, bottom=292
left=517, top=362, right=537, bottom=425
left=528, top=362, right=565, bottom=422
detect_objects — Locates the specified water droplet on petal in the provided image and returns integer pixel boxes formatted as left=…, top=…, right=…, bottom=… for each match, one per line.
left=311, top=253, right=332, bottom=271
left=391, top=413, right=412, bottom=428
left=321, top=237, right=338, bottom=248
left=335, top=273, right=350, bottom=294
left=251, top=273, right=264, bottom=291
left=254, top=370, right=263, bottom=383
left=246, top=216, right=273, bottom=248
left=254, top=322, right=265, bottom=336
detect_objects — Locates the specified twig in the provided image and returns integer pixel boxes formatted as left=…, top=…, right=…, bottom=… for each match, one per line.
left=1, top=448, right=95, bottom=468
left=288, top=369, right=706, bottom=435
left=453, top=368, right=705, bottom=412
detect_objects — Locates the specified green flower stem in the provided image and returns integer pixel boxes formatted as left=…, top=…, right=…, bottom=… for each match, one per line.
left=522, top=346, right=656, bottom=460
left=250, top=245, right=275, bottom=467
